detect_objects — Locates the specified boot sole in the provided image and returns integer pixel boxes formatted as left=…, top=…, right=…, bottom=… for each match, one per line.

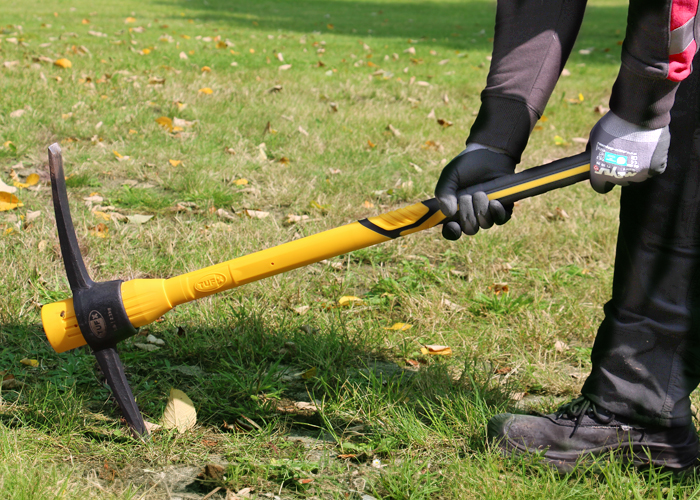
left=494, top=435, right=699, bottom=474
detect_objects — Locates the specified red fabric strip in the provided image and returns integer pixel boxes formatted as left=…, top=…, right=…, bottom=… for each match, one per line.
left=669, top=40, right=697, bottom=81
left=670, top=0, right=698, bottom=29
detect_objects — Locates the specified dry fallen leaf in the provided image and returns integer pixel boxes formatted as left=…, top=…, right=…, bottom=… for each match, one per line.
left=173, top=117, right=196, bottom=128
left=338, top=296, right=363, bottom=306
left=386, top=124, right=401, bottom=137
left=437, top=118, right=453, bottom=128
left=20, top=358, right=39, bottom=367
left=243, top=209, right=269, bottom=219
left=233, top=178, right=248, bottom=186
left=198, top=87, right=213, bottom=95
left=161, top=388, right=197, bottom=433
left=385, top=323, right=413, bottom=331
left=0, top=192, right=22, bottom=211
left=126, top=214, right=153, bottom=224
left=555, top=340, right=569, bottom=353
left=301, top=367, right=317, bottom=379
left=10, top=109, right=25, bottom=118
left=0, top=179, right=17, bottom=194
left=421, top=344, right=452, bottom=356
left=285, top=214, right=309, bottom=224
left=293, top=305, right=310, bottom=315
left=216, top=208, right=236, bottom=221
left=89, top=223, right=109, bottom=238
left=169, top=159, right=181, bottom=167
left=278, top=64, right=292, bottom=71
left=54, top=58, right=72, bottom=69
left=14, top=173, right=39, bottom=189
left=113, top=150, right=130, bottom=161
left=155, top=116, right=173, bottom=132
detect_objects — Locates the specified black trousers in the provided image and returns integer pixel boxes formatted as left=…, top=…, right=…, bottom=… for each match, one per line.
left=581, top=58, right=700, bottom=428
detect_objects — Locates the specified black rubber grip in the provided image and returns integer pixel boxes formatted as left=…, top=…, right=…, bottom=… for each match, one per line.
left=459, top=151, right=590, bottom=206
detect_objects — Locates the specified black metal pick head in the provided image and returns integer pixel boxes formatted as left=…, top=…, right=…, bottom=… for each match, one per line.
left=47, top=143, right=147, bottom=437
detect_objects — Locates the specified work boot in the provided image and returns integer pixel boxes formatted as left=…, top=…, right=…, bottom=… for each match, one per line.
left=488, top=396, right=699, bottom=473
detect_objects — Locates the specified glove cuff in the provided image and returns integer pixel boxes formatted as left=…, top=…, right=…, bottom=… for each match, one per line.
left=609, top=65, right=680, bottom=129
left=467, top=95, right=537, bottom=163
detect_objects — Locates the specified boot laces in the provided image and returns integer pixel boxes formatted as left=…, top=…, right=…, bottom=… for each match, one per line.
left=555, top=396, right=614, bottom=438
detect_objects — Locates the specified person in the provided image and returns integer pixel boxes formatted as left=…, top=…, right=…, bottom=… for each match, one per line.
left=434, top=0, right=700, bottom=472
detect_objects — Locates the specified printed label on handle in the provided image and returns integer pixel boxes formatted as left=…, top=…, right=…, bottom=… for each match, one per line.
left=194, top=273, right=227, bottom=293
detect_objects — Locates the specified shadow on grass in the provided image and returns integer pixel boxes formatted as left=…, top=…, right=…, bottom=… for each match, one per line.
left=157, top=0, right=627, bottom=65
left=0, top=303, right=511, bottom=451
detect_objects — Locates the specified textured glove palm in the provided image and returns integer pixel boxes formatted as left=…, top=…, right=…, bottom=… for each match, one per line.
left=435, top=147, right=516, bottom=240
left=589, top=111, right=670, bottom=194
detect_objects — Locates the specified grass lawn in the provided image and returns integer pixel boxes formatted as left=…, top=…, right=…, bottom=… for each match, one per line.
left=1, top=0, right=699, bottom=498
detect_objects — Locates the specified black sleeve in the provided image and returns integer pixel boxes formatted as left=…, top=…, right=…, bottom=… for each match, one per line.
left=467, top=0, right=589, bottom=162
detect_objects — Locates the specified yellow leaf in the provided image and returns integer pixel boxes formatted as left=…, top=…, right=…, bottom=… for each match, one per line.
left=301, top=367, right=317, bottom=380
left=13, top=173, right=40, bottom=189
left=362, top=200, right=374, bottom=209
left=367, top=140, right=376, bottom=148
left=385, top=323, right=413, bottom=331
left=82, top=18, right=90, bottom=24
left=53, top=58, right=72, bottom=69
left=169, top=159, right=181, bottom=167
left=578, top=93, right=584, bottom=102
left=233, top=178, right=248, bottom=186
left=198, top=87, right=213, bottom=95
left=338, top=296, right=363, bottom=306
left=155, top=116, right=173, bottom=132
left=161, top=388, right=197, bottom=434
left=423, top=344, right=452, bottom=356
left=553, top=135, right=570, bottom=146
left=89, top=223, right=109, bottom=238
left=309, top=200, right=328, bottom=210
left=140, top=48, right=151, bottom=55
left=93, top=211, right=111, bottom=221
left=0, top=192, right=22, bottom=211
left=128, top=129, right=138, bottom=134
left=216, top=41, right=227, bottom=49
left=201, top=66, right=211, bottom=72
left=125, top=17, right=136, bottom=23
left=20, top=358, right=39, bottom=367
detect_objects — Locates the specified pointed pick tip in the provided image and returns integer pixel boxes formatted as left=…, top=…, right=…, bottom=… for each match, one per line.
left=48, top=142, right=62, bottom=156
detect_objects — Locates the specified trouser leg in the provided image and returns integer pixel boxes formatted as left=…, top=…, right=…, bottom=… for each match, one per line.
left=581, top=59, right=700, bottom=428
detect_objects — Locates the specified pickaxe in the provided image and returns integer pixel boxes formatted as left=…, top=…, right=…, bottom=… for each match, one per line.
left=41, top=143, right=590, bottom=436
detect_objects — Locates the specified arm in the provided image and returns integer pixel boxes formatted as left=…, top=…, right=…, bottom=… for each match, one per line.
left=589, top=0, right=698, bottom=193
left=435, top=0, right=588, bottom=239
left=468, top=0, right=589, bottom=162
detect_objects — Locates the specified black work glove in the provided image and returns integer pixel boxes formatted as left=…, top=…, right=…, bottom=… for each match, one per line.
left=435, top=146, right=516, bottom=240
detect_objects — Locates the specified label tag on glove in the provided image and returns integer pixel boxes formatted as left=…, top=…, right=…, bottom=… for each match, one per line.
left=593, top=143, right=638, bottom=179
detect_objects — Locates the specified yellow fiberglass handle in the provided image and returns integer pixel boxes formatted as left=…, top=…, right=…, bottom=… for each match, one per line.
left=42, top=151, right=590, bottom=353
left=42, top=199, right=445, bottom=353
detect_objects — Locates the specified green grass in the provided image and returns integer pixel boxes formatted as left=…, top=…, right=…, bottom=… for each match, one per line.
left=1, top=0, right=699, bottom=498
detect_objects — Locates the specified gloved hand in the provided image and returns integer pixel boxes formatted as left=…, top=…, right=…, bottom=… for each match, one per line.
left=589, top=111, right=670, bottom=194
left=435, top=145, right=516, bottom=240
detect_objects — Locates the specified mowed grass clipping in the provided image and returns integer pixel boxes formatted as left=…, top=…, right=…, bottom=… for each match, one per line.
left=2, top=0, right=700, bottom=498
